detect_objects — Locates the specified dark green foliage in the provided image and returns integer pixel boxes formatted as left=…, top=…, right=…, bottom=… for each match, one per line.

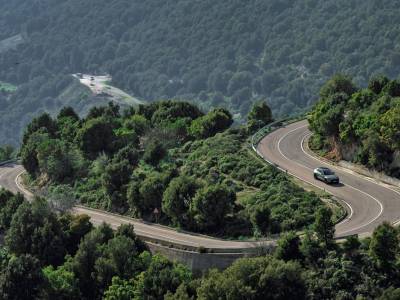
left=368, top=75, right=390, bottom=94
left=0, top=189, right=24, bottom=230
left=21, top=101, right=324, bottom=238
left=76, top=117, right=117, bottom=159
left=379, top=287, right=400, bottom=300
left=59, top=214, right=93, bottom=255
left=5, top=198, right=67, bottom=266
left=103, top=277, right=135, bottom=300
left=275, top=231, right=302, bottom=261
left=319, top=74, right=357, bottom=99
left=127, top=171, right=168, bottom=218
left=342, top=235, right=361, bottom=255
left=149, top=101, right=204, bottom=125
left=247, top=101, right=273, bottom=132
left=179, top=127, right=325, bottom=236
left=22, top=113, right=57, bottom=144
left=70, top=223, right=114, bottom=299
left=162, top=176, right=199, bottom=227
left=143, top=140, right=166, bottom=166
left=57, top=106, right=79, bottom=122
left=134, top=254, right=191, bottom=300
left=310, top=75, right=400, bottom=177
left=2, top=0, right=400, bottom=145
left=369, top=222, right=399, bottom=271
left=42, top=265, right=81, bottom=300
left=0, top=145, right=14, bottom=161
left=191, top=184, right=235, bottom=232
left=250, top=204, right=271, bottom=235
left=197, top=256, right=306, bottom=300
left=314, top=206, right=335, bottom=246
left=189, top=108, right=233, bottom=139
left=0, top=254, right=45, bottom=300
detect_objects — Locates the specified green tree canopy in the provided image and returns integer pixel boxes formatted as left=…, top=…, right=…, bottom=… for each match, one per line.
left=190, top=184, right=235, bottom=232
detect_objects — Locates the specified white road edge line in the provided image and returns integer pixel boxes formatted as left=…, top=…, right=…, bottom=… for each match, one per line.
left=276, top=125, right=354, bottom=225
left=301, top=131, right=400, bottom=227
left=253, top=128, right=353, bottom=227
left=276, top=124, right=385, bottom=235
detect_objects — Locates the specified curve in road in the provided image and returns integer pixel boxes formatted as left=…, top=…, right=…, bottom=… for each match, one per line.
left=0, top=162, right=268, bottom=253
left=258, top=120, right=400, bottom=238
left=2, top=119, right=398, bottom=250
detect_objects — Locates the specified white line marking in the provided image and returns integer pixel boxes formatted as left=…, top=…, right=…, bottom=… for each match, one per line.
left=276, top=123, right=384, bottom=235
left=301, top=132, right=400, bottom=228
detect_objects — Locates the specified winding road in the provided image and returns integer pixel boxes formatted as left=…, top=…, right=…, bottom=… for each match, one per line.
left=0, top=162, right=265, bottom=253
left=0, top=119, right=399, bottom=252
left=257, top=120, right=400, bottom=238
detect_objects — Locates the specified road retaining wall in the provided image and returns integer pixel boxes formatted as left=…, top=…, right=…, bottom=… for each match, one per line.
left=146, top=242, right=273, bottom=273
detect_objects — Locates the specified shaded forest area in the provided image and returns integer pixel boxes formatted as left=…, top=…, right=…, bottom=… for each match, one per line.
left=1, top=189, right=400, bottom=299
left=0, top=0, right=400, bottom=145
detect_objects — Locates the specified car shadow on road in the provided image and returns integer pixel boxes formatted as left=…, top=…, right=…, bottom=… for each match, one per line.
left=330, top=182, right=345, bottom=188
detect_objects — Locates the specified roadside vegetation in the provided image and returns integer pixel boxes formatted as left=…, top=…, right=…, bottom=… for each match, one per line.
left=0, top=145, right=14, bottom=161
left=309, top=74, right=400, bottom=178
left=0, top=188, right=400, bottom=299
left=20, top=100, right=324, bottom=238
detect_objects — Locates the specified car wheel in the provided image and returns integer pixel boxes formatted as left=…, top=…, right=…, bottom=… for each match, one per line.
left=314, top=174, right=317, bottom=179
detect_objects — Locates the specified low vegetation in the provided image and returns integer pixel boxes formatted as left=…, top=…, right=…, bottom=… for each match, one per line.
left=309, top=74, right=400, bottom=178
left=20, top=100, right=324, bottom=238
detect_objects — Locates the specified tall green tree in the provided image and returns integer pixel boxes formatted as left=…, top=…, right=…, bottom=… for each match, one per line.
left=103, top=277, right=135, bottom=300
left=42, top=265, right=81, bottom=300
left=0, top=254, right=45, bottom=300
left=0, top=189, right=24, bottom=230
left=76, top=117, right=116, bottom=159
left=247, top=101, right=273, bottom=131
left=162, top=176, right=199, bottom=227
left=369, top=222, right=399, bottom=271
left=250, top=204, right=271, bottom=235
left=6, top=198, right=66, bottom=266
left=133, top=255, right=191, bottom=300
left=314, top=207, right=335, bottom=246
left=190, top=184, right=235, bottom=232
left=275, top=231, right=302, bottom=261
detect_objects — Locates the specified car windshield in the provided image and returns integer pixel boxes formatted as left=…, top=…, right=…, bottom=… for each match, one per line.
left=322, top=169, right=334, bottom=175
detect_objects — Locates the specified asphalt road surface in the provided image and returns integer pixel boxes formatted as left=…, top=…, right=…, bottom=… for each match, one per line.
left=258, top=119, right=400, bottom=238
left=0, top=163, right=266, bottom=252
left=2, top=119, right=398, bottom=250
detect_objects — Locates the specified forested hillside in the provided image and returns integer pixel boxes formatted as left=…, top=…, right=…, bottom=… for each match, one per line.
left=1, top=0, right=400, bottom=145
left=309, top=75, right=400, bottom=178
left=1, top=189, right=400, bottom=299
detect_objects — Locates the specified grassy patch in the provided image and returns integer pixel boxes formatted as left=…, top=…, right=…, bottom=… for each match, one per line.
left=0, top=81, right=17, bottom=92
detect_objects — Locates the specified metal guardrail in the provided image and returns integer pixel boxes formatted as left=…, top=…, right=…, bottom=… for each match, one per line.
left=0, top=159, right=17, bottom=166
left=250, top=116, right=305, bottom=172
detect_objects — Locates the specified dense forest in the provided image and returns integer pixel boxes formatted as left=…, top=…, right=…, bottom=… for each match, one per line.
left=20, top=100, right=329, bottom=238
left=1, top=189, right=400, bottom=299
left=309, top=75, right=400, bottom=178
left=1, top=0, right=400, bottom=145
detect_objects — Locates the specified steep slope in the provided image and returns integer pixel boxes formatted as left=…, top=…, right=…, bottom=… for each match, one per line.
left=1, top=0, right=400, bottom=144
left=309, top=75, right=400, bottom=178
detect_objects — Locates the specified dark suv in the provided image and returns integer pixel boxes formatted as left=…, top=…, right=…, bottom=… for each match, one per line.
left=313, top=167, right=339, bottom=184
